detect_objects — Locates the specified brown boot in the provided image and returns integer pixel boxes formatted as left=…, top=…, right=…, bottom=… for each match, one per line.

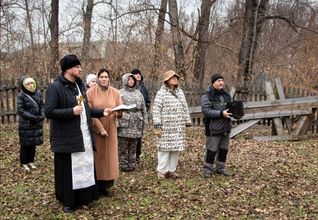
left=157, top=171, right=166, bottom=179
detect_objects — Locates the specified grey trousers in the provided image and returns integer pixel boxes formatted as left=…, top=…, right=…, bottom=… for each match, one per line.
left=204, top=135, right=230, bottom=166
left=206, top=135, right=230, bottom=151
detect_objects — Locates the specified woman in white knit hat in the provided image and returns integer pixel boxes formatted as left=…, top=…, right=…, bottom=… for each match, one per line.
left=86, top=73, right=97, bottom=88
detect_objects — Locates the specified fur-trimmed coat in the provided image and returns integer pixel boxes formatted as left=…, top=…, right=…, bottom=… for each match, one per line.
left=153, top=84, right=191, bottom=151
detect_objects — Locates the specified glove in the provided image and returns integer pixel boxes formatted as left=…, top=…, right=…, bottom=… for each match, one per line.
left=154, top=128, right=162, bottom=137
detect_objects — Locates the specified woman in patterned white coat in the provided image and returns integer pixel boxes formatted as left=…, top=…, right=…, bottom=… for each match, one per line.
left=153, top=70, right=192, bottom=179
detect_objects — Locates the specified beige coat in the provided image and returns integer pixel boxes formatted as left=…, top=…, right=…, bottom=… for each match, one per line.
left=87, top=85, right=122, bottom=180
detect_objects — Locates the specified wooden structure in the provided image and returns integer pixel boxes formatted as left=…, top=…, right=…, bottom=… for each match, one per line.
left=1, top=78, right=318, bottom=139
left=189, top=79, right=318, bottom=140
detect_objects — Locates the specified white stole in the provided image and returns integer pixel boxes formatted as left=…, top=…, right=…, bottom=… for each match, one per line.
left=71, top=83, right=95, bottom=190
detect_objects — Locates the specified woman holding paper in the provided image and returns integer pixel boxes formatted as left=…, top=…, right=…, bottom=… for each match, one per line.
left=86, top=68, right=123, bottom=197
left=117, top=73, right=148, bottom=172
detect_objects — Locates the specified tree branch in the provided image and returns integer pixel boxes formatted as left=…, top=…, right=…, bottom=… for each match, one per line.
left=258, top=15, right=318, bottom=35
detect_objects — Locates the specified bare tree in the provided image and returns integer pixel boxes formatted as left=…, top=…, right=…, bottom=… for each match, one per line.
left=168, top=0, right=185, bottom=78
left=82, top=0, right=95, bottom=73
left=151, top=0, right=168, bottom=80
left=193, top=0, right=216, bottom=88
left=49, top=0, right=59, bottom=79
left=237, top=0, right=269, bottom=91
left=24, top=0, right=35, bottom=64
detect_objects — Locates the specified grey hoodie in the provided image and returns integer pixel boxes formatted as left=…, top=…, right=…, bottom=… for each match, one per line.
left=117, top=73, right=148, bottom=138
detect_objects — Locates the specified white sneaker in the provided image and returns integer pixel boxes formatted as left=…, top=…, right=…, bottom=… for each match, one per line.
left=22, top=164, right=31, bottom=173
left=28, top=163, right=37, bottom=169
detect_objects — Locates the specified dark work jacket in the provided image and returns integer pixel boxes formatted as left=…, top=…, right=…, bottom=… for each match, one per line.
left=44, top=74, right=104, bottom=153
left=17, top=89, right=45, bottom=147
left=201, top=86, right=232, bottom=136
left=136, top=81, right=151, bottom=112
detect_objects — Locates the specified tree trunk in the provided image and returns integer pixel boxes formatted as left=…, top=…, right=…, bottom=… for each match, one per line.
left=168, top=0, right=186, bottom=79
left=237, top=0, right=269, bottom=91
left=151, top=0, right=168, bottom=81
left=24, top=0, right=36, bottom=72
left=82, top=0, right=94, bottom=74
left=194, top=0, right=216, bottom=88
left=49, top=0, right=59, bottom=79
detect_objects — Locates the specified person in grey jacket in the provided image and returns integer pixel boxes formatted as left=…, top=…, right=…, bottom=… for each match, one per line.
left=201, top=73, right=233, bottom=177
left=117, top=73, right=148, bottom=172
left=131, top=68, right=150, bottom=162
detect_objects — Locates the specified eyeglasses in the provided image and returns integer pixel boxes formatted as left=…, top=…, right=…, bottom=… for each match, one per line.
left=171, top=75, right=179, bottom=80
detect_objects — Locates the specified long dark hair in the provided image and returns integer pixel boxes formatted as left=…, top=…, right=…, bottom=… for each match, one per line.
left=97, top=68, right=111, bottom=79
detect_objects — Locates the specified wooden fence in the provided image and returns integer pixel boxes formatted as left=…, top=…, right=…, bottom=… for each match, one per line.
left=1, top=79, right=318, bottom=135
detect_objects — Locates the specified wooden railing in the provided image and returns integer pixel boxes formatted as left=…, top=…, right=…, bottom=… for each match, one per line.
left=1, top=79, right=318, bottom=133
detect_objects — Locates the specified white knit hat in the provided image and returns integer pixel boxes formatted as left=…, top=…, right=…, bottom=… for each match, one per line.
left=86, top=74, right=97, bottom=85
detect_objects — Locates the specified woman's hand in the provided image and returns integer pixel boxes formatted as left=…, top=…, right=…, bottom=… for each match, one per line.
left=154, top=124, right=162, bottom=137
left=100, top=128, right=108, bottom=137
left=103, top=108, right=114, bottom=116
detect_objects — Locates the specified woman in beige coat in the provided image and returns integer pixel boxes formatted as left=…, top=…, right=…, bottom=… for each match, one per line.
left=87, top=68, right=123, bottom=196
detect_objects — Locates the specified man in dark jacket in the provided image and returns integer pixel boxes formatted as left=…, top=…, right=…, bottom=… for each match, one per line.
left=131, top=68, right=150, bottom=162
left=45, top=54, right=110, bottom=213
left=201, top=73, right=233, bottom=177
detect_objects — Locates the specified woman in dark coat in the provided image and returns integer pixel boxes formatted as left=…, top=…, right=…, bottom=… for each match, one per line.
left=17, top=76, right=45, bottom=172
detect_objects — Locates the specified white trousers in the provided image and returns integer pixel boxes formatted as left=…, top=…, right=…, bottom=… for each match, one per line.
left=157, top=151, right=180, bottom=174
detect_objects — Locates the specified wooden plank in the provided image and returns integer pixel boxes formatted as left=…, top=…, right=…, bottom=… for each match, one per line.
left=265, top=81, right=284, bottom=135
left=188, top=96, right=318, bottom=114
left=189, top=108, right=313, bottom=120
left=241, top=109, right=312, bottom=120
left=253, top=135, right=309, bottom=141
left=275, top=78, right=292, bottom=133
left=230, top=119, right=261, bottom=138
left=291, top=114, right=315, bottom=136
left=243, top=96, right=318, bottom=109
left=275, top=78, right=286, bottom=99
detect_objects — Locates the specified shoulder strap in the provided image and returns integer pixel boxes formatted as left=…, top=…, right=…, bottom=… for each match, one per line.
left=23, top=93, right=39, bottom=107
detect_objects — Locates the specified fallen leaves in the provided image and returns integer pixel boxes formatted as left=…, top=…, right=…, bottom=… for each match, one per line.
left=0, top=124, right=317, bottom=219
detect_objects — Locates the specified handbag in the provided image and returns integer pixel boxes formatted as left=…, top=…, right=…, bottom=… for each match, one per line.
left=226, top=92, right=244, bottom=119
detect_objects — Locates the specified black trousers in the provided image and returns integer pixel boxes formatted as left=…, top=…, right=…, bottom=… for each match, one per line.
left=20, top=145, right=36, bottom=165
left=54, top=153, right=99, bottom=209
left=98, top=180, right=114, bottom=191
left=136, top=138, right=142, bottom=160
